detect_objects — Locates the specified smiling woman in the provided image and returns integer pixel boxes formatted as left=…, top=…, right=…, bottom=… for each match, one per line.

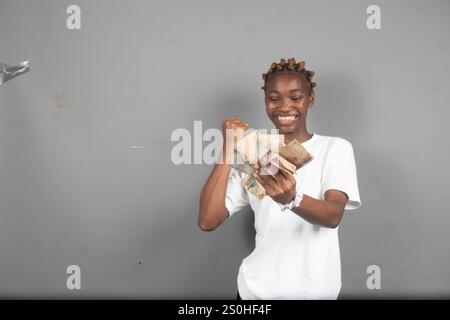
left=198, top=57, right=361, bottom=300
left=262, top=58, right=316, bottom=142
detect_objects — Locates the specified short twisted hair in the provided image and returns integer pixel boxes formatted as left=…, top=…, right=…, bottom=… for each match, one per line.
left=261, top=57, right=316, bottom=94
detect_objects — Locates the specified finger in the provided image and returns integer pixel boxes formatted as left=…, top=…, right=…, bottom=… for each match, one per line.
left=263, top=167, right=291, bottom=189
left=257, top=168, right=278, bottom=184
left=278, top=170, right=296, bottom=190
left=276, top=169, right=297, bottom=188
left=274, top=165, right=297, bottom=183
left=255, top=172, right=283, bottom=194
left=254, top=171, right=275, bottom=189
left=274, top=173, right=294, bottom=194
left=254, top=171, right=270, bottom=186
left=232, top=118, right=247, bottom=127
left=260, top=168, right=293, bottom=195
left=254, top=174, right=280, bottom=196
left=258, top=164, right=280, bottom=182
left=277, top=167, right=290, bottom=179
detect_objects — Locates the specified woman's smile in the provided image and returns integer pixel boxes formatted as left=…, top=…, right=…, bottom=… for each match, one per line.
left=274, top=114, right=299, bottom=125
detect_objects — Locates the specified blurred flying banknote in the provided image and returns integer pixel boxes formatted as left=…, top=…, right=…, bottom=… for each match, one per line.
left=0, top=61, right=30, bottom=85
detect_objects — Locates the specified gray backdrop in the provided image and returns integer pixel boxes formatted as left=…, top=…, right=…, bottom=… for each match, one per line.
left=1, top=0, right=449, bottom=298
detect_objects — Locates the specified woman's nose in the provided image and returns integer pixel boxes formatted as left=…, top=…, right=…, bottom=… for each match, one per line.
left=279, top=98, right=292, bottom=110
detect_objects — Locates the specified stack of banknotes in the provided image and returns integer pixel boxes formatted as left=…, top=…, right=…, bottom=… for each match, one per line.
left=231, top=130, right=313, bottom=199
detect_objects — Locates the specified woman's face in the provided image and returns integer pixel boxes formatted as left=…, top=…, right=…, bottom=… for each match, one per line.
left=264, top=73, right=314, bottom=135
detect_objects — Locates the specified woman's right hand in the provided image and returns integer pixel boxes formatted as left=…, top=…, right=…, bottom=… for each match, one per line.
left=222, top=117, right=249, bottom=152
left=199, top=117, right=249, bottom=230
left=220, top=117, right=248, bottom=165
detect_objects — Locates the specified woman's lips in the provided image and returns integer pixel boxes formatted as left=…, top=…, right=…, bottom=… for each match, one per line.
left=274, top=115, right=299, bottom=126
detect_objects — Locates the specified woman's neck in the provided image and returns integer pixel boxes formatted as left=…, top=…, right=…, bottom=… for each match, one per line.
left=284, top=128, right=313, bottom=145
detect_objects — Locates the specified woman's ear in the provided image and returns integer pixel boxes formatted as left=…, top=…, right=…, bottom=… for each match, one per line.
left=308, top=91, right=315, bottom=108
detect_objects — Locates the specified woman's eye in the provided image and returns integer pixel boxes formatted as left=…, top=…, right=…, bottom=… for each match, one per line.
left=291, top=96, right=302, bottom=101
left=268, top=97, right=280, bottom=101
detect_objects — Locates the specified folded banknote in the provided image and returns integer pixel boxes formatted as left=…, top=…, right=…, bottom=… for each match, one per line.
left=231, top=130, right=313, bottom=199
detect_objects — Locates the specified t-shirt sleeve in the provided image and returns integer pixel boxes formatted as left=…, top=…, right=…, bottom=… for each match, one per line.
left=322, top=139, right=361, bottom=210
left=225, top=168, right=250, bottom=217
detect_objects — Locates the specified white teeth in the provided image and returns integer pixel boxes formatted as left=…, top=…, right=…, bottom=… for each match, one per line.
left=277, top=116, right=297, bottom=121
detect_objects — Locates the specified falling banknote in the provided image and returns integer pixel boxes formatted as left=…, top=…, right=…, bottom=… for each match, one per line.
left=0, top=61, right=30, bottom=85
left=231, top=129, right=313, bottom=199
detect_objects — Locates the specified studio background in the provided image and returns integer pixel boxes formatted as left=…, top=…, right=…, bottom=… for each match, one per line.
left=1, top=0, right=449, bottom=298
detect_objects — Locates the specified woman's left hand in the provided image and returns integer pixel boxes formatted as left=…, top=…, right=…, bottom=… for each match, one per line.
left=253, top=165, right=297, bottom=205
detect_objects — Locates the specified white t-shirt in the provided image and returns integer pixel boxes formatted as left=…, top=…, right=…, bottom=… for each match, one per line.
left=225, top=133, right=361, bottom=300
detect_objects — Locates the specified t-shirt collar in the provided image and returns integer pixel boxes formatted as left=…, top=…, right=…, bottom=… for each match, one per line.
left=300, top=133, right=317, bottom=148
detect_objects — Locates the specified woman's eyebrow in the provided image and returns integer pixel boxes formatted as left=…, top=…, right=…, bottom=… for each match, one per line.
left=266, top=88, right=303, bottom=94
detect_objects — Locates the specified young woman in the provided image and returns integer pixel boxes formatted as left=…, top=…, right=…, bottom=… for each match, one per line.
left=198, top=58, right=361, bottom=300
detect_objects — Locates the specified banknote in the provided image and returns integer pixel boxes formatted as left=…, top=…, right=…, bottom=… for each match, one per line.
left=259, top=151, right=297, bottom=175
left=242, top=173, right=266, bottom=200
left=232, top=129, right=313, bottom=200
left=279, top=139, right=314, bottom=169
left=235, top=130, right=284, bottom=164
left=0, top=61, right=30, bottom=85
